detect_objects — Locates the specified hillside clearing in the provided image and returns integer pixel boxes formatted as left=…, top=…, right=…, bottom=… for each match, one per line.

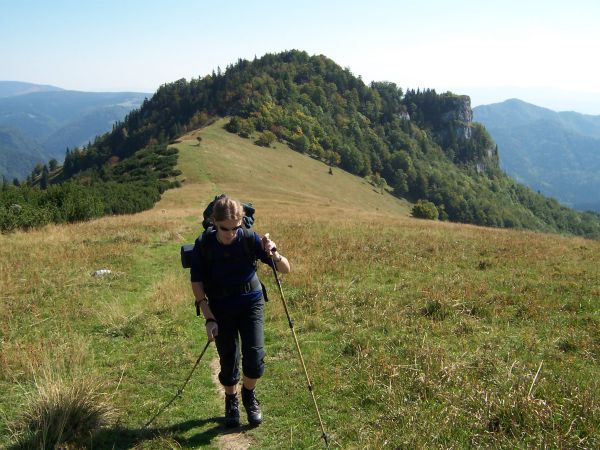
left=1, top=121, right=599, bottom=448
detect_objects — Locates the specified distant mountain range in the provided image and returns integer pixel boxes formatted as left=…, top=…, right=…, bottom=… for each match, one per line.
left=0, top=81, right=149, bottom=180
left=0, top=81, right=64, bottom=97
left=473, top=99, right=600, bottom=212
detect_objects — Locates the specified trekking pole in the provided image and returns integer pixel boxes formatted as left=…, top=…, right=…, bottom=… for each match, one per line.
left=269, top=255, right=329, bottom=447
left=143, top=339, right=211, bottom=429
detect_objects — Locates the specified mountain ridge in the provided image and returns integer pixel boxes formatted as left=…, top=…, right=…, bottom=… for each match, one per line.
left=473, top=98, right=600, bottom=211
left=0, top=83, right=149, bottom=180
left=3, top=51, right=600, bottom=238
left=0, top=127, right=46, bottom=181
left=0, top=80, right=64, bottom=98
left=475, top=98, right=600, bottom=134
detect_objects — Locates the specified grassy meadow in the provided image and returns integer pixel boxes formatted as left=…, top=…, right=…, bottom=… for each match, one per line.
left=1, top=120, right=599, bottom=448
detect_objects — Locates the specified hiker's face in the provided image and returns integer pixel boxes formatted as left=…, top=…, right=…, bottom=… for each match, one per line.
left=215, top=218, right=242, bottom=245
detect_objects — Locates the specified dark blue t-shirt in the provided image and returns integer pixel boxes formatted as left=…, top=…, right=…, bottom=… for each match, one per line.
left=190, top=228, right=270, bottom=309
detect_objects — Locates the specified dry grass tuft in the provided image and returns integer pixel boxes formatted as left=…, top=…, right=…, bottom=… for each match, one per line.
left=11, top=372, right=115, bottom=449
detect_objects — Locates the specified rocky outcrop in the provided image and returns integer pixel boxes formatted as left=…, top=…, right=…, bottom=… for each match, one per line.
left=440, top=95, right=473, bottom=140
left=434, top=95, right=498, bottom=172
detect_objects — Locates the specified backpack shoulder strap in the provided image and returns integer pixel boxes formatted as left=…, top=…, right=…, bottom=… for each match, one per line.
left=241, top=227, right=257, bottom=263
left=199, top=227, right=215, bottom=275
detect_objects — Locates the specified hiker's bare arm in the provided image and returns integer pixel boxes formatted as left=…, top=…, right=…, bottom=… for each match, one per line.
left=272, top=252, right=290, bottom=274
left=262, top=233, right=291, bottom=274
left=192, top=282, right=215, bottom=320
left=192, top=281, right=218, bottom=341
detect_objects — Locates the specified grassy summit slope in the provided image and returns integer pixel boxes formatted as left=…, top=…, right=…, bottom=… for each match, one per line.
left=1, top=121, right=599, bottom=449
left=173, top=118, right=411, bottom=217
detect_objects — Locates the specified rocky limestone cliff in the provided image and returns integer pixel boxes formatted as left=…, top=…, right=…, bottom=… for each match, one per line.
left=434, top=95, right=498, bottom=173
left=440, top=95, right=473, bottom=140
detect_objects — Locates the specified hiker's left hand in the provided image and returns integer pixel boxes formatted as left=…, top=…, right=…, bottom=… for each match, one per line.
left=262, top=233, right=277, bottom=255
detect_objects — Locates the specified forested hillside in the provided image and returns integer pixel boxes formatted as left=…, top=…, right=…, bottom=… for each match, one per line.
left=0, top=127, right=46, bottom=182
left=0, top=84, right=148, bottom=180
left=474, top=99, right=600, bottom=212
left=2, top=51, right=600, bottom=238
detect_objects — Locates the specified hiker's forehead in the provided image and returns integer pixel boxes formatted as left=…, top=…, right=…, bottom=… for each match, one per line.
left=216, top=218, right=242, bottom=226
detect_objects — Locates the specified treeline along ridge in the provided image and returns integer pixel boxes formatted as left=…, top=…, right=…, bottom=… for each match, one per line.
left=2, top=50, right=599, bottom=238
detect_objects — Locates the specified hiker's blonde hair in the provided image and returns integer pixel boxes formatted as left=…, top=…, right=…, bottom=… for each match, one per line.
left=210, top=196, right=244, bottom=222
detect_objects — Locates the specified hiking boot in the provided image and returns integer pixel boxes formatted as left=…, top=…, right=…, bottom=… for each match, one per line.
left=241, top=386, right=262, bottom=425
left=224, top=393, right=240, bottom=427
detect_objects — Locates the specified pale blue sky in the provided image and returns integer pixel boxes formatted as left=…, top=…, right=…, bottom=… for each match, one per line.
left=1, top=0, right=599, bottom=113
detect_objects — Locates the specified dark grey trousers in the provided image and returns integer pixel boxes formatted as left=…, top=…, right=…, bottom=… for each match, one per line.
left=212, top=299, right=265, bottom=386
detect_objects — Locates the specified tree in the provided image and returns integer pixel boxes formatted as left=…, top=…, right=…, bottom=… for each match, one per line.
left=370, top=172, right=387, bottom=194
left=33, top=163, right=44, bottom=177
left=40, top=167, right=49, bottom=190
left=393, top=170, right=409, bottom=196
left=326, top=151, right=341, bottom=166
left=292, top=133, right=310, bottom=153
left=238, top=120, right=255, bottom=138
left=371, top=81, right=403, bottom=123
left=339, top=144, right=366, bottom=174
left=226, top=117, right=242, bottom=133
left=49, top=159, right=58, bottom=171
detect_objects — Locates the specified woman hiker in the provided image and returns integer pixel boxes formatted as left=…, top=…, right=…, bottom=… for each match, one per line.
left=190, top=196, right=291, bottom=427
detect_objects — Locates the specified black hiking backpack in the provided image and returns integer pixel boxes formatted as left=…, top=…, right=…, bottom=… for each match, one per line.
left=180, top=194, right=256, bottom=269
left=181, top=194, right=269, bottom=304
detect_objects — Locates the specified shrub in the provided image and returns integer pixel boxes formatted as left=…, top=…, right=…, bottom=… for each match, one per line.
left=239, top=124, right=254, bottom=138
left=0, top=203, right=55, bottom=231
left=412, top=199, right=439, bottom=220
left=255, top=130, right=276, bottom=147
left=225, top=116, right=242, bottom=133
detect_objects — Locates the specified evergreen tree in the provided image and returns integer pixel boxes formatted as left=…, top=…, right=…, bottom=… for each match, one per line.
left=40, top=166, right=49, bottom=190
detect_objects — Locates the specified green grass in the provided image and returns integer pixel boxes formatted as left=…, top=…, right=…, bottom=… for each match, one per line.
left=1, top=120, right=599, bottom=448
left=177, top=118, right=411, bottom=217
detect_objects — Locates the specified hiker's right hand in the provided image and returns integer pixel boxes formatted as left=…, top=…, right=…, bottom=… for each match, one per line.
left=205, top=321, right=218, bottom=341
